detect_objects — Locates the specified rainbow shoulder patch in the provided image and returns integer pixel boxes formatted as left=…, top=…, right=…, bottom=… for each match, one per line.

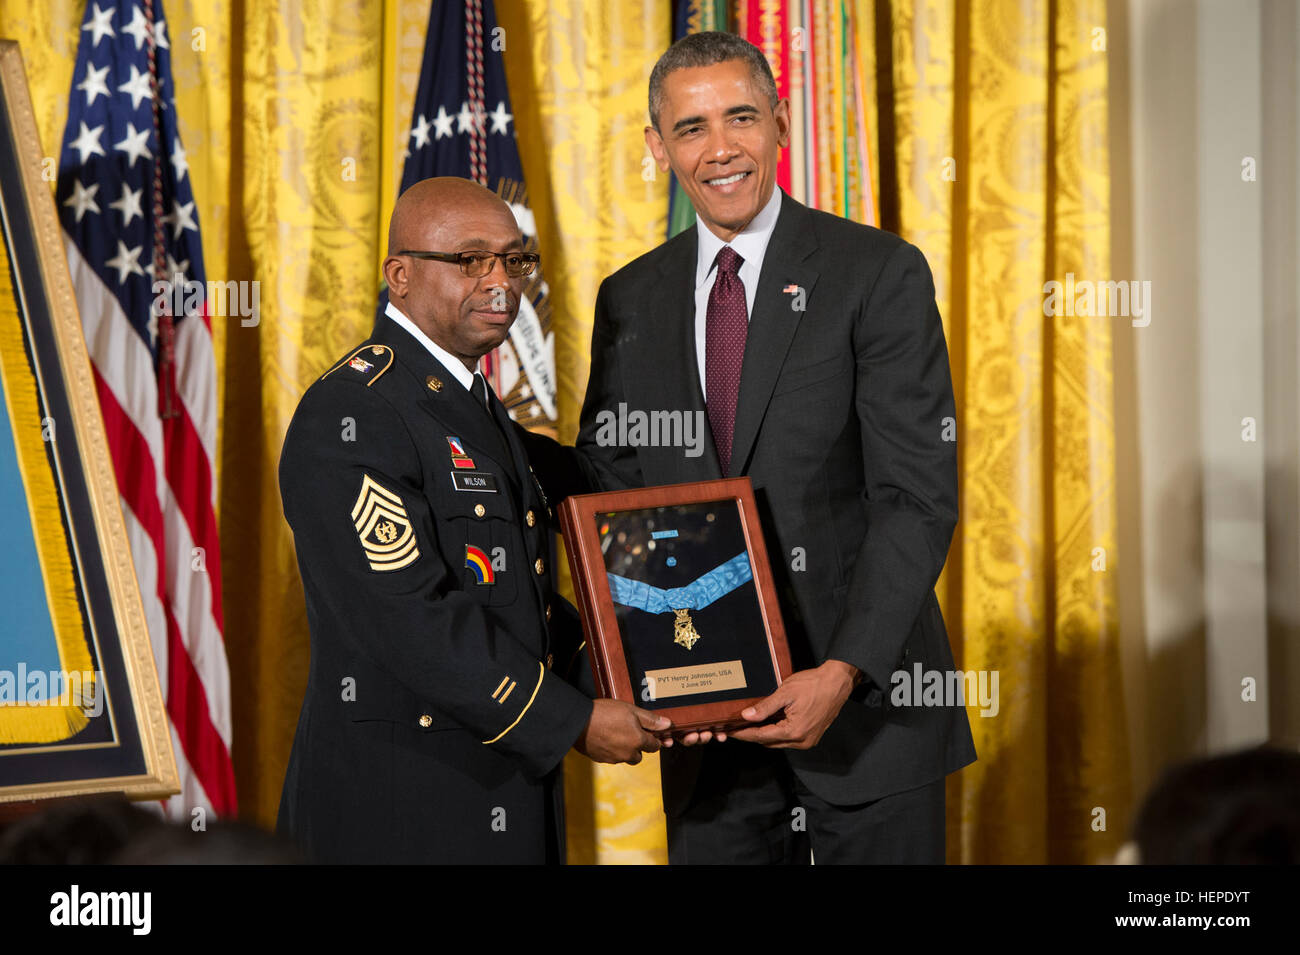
left=465, top=545, right=494, bottom=585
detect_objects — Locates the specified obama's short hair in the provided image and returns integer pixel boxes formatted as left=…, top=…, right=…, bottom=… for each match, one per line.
left=648, top=31, right=779, bottom=131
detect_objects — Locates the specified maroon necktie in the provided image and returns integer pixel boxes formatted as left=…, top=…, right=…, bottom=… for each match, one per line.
left=705, top=246, right=747, bottom=476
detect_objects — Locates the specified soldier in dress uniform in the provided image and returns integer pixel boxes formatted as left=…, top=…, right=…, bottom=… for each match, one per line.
left=276, top=177, right=668, bottom=864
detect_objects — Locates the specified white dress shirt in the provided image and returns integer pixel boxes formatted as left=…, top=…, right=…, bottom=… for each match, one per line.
left=693, top=184, right=783, bottom=400
left=384, top=300, right=478, bottom=392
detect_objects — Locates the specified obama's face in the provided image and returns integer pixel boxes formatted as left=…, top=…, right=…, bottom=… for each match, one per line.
left=646, top=58, right=790, bottom=243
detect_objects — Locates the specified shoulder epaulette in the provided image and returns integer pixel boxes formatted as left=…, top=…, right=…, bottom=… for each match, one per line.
left=321, top=344, right=395, bottom=387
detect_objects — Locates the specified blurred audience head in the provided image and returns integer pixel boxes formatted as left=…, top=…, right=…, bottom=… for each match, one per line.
left=1130, top=745, right=1300, bottom=864
left=0, top=795, right=299, bottom=864
left=0, top=796, right=162, bottom=864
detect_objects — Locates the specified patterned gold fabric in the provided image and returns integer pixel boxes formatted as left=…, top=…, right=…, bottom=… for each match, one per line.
left=883, top=0, right=1128, bottom=863
left=0, top=2, right=79, bottom=168
left=1, top=0, right=1124, bottom=863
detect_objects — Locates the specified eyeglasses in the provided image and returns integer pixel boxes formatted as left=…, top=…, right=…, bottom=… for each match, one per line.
left=398, top=249, right=540, bottom=278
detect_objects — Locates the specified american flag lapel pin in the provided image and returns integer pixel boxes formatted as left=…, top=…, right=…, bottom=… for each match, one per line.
left=783, top=284, right=806, bottom=313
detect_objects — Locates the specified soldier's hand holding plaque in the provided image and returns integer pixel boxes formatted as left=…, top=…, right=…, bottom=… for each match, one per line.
left=558, top=478, right=793, bottom=736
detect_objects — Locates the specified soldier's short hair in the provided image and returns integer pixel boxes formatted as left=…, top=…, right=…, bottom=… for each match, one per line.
left=648, top=31, right=779, bottom=131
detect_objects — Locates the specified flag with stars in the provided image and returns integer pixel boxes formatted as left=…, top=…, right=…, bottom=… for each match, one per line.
left=391, top=0, right=556, bottom=430
left=55, top=0, right=236, bottom=818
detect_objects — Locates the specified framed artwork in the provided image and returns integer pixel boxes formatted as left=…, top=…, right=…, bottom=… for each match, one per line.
left=559, top=477, right=793, bottom=732
left=0, top=40, right=177, bottom=803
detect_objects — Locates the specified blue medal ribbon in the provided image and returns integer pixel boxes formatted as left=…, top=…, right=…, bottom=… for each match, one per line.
left=607, top=552, right=752, bottom=614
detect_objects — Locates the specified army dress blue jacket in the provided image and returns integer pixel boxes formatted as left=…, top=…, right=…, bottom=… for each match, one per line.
left=276, top=311, right=593, bottom=863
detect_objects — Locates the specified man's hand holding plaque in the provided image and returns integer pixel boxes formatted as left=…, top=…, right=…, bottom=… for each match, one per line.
left=729, top=660, right=861, bottom=749
left=674, top=660, right=861, bottom=748
left=577, top=700, right=672, bottom=764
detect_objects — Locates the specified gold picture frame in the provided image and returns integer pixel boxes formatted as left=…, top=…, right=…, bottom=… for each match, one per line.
left=0, top=40, right=177, bottom=803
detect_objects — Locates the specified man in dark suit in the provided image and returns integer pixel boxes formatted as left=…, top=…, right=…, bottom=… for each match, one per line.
left=277, top=177, right=668, bottom=864
left=524, top=33, right=975, bottom=864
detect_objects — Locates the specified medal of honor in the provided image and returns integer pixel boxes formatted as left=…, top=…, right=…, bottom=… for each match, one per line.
left=607, top=552, right=752, bottom=651
left=673, top=608, right=702, bottom=650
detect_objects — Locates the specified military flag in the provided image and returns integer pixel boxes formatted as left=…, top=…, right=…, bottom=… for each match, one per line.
left=390, top=0, right=556, bottom=430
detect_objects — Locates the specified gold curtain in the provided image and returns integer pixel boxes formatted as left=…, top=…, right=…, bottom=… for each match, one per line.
left=2, top=0, right=1125, bottom=863
left=879, top=0, right=1129, bottom=863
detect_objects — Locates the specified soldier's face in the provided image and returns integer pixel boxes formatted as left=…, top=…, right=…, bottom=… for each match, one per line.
left=645, top=59, right=789, bottom=243
left=394, top=200, right=525, bottom=366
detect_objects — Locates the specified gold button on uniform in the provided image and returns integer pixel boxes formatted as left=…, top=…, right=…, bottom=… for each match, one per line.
left=474, top=504, right=486, bottom=518
left=546, top=653, right=554, bottom=670
left=525, top=509, right=536, bottom=527
left=534, top=558, right=544, bottom=575
left=418, top=714, right=432, bottom=728
left=545, top=604, right=552, bottom=621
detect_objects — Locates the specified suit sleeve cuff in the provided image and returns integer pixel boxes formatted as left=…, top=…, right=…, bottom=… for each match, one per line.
left=827, top=632, right=899, bottom=696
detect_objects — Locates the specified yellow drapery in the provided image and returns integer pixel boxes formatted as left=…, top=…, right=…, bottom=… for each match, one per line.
left=1, top=0, right=1126, bottom=863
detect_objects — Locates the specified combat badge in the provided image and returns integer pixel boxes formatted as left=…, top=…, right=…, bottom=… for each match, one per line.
left=351, top=474, right=419, bottom=571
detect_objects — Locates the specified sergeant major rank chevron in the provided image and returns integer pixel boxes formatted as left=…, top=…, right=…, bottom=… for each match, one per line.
left=352, top=474, right=419, bottom=572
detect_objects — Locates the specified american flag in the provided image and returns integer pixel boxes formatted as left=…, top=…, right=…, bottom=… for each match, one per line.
left=386, top=0, right=557, bottom=429
left=55, top=0, right=236, bottom=817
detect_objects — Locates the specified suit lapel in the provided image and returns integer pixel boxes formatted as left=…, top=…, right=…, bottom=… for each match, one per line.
left=730, top=193, right=820, bottom=477
left=653, top=231, right=722, bottom=482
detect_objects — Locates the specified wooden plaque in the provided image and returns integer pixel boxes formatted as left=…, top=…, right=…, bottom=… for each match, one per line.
left=559, top=478, right=793, bottom=733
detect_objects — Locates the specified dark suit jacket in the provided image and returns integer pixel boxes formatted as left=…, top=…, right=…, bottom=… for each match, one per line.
left=277, top=313, right=593, bottom=862
left=526, top=190, right=976, bottom=811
